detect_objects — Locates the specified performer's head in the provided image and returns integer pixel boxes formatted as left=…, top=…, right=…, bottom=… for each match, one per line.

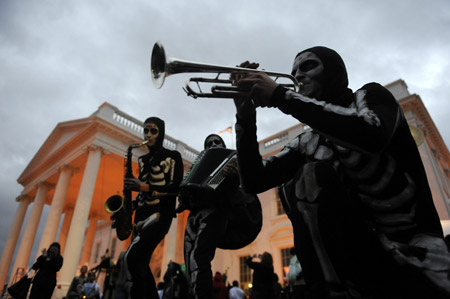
left=292, top=47, right=352, bottom=105
left=204, top=134, right=226, bottom=150
left=143, top=117, right=165, bottom=149
left=48, top=242, right=61, bottom=257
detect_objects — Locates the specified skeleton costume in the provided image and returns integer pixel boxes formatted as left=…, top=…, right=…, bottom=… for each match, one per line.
left=235, top=47, right=450, bottom=298
left=182, top=134, right=241, bottom=299
left=124, top=117, right=184, bottom=299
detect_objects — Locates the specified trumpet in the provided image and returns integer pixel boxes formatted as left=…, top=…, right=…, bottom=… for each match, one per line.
left=151, top=41, right=301, bottom=99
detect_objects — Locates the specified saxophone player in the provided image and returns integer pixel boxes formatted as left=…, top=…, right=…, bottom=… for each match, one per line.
left=122, top=117, right=184, bottom=299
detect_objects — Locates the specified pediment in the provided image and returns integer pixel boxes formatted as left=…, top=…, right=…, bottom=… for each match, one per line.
left=18, top=118, right=94, bottom=184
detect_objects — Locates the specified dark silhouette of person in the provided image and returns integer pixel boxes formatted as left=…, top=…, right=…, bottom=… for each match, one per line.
left=245, top=252, right=274, bottom=299
left=66, top=265, right=88, bottom=299
left=29, top=242, right=63, bottom=299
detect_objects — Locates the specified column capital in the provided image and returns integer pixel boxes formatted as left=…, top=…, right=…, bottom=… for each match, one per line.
left=35, top=180, right=54, bottom=191
left=58, top=164, right=80, bottom=175
left=15, top=195, right=33, bottom=204
left=86, top=144, right=111, bottom=155
left=85, top=144, right=103, bottom=154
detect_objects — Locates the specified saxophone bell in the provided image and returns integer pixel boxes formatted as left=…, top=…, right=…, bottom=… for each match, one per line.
left=105, top=140, right=149, bottom=241
left=105, top=195, right=132, bottom=241
left=105, top=194, right=124, bottom=214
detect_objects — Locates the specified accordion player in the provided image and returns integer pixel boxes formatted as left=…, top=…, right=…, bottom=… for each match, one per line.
left=179, top=146, right=262, bottom=249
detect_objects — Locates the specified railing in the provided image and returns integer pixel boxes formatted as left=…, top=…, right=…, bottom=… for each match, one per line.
left=113, top=112, right=144, bottom=135
left=95, top=103, right=199, bottom=162
left=263, top=132, right=289, bottom=148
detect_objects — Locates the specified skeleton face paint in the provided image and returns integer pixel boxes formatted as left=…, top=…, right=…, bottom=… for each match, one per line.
left=205, top=135, right=225, bottom=149
left=143, top=123, right=160, bottom=148
left=292, top=51, right=324, bottom=98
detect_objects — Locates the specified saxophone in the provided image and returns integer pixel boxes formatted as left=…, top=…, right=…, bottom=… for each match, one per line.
left=105, top=140, right=149, bottom=240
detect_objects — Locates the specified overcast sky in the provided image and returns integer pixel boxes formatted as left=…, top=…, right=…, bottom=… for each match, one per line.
left=1, top=0, right=449, bottom=276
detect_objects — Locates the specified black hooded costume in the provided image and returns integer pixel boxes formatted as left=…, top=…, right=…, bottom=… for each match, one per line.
left=124, top=117, right=184, bottom=299
left=181, top=134, right=238, bottom=299
left=235, top=47, right=450, bottom=298
left=30, top=242, right=63, bottom=299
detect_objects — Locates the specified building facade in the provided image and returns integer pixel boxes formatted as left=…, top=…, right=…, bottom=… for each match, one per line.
left=1, top=79, right=449, bottom=297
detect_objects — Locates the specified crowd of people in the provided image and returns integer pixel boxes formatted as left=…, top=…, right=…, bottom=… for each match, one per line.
left=8, top=44, right=450, bottom=299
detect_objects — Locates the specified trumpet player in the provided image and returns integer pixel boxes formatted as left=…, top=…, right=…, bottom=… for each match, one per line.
left=122, top=116, right=184, bottom=299
left=232, top=47, right=450, bottom=298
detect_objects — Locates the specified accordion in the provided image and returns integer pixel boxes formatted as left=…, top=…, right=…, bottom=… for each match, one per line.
left=180, top=147, right=237, bottom=192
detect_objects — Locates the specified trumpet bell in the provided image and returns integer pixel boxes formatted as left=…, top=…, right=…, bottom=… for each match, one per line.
left=151, top=41, right=167, bottom=89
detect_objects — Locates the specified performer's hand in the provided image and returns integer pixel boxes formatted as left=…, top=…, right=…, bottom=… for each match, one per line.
left=231, top=61, right=257, bottom=119
left=222, top=163, right=239, bottom=178
left=124, top=177, right=142, bottom=192
left=41, top=248, right=47, bottom=256
left=230, top=61, right=260, bottom=84
left=238, top=72, right=278, bottom=108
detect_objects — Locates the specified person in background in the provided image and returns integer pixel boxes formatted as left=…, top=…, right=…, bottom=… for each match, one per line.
left=29, top=242, right=63, bottom=299
left=287, top=248, right=305, bottom=299
left=82, top=272, right=100, bottom=299
left=157, top=281, right=165, bottom=299
left=273, top=273, right=282, bottom=299
left=90, top=251, right=115, bottom=299
left=229, top=280, right=244, bottom=299
left=66, top=265, right=88, bottom=299
left=212, top=272, right=229, bottom=299
left=245, top=252, right=274, bottom=299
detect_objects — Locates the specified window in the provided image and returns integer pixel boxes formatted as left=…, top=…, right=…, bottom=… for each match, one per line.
left=110, top=238, right=117, bottom=259
left=239, top=255, right=252, bottom=287
left=275, top=189, right=286, bottom=216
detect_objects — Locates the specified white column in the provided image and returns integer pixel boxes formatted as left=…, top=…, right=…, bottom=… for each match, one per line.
left=160, top=217, right=178, bottom=275
left=0, top=196, right=31, bottom=288
left=9, top=182, right=51, bottom=284
left=36, top=165, right=75, bottom=261
left=80, top=215, right=98, bottom=266
left=58, top=207, right=74, bottom=254
left=56, top=146, right=103, bottom=296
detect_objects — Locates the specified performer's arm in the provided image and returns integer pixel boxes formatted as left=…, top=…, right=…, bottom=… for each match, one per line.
left=235, top=112, right=303, bottom=194
left=273, top=83, right=400, bottom=155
